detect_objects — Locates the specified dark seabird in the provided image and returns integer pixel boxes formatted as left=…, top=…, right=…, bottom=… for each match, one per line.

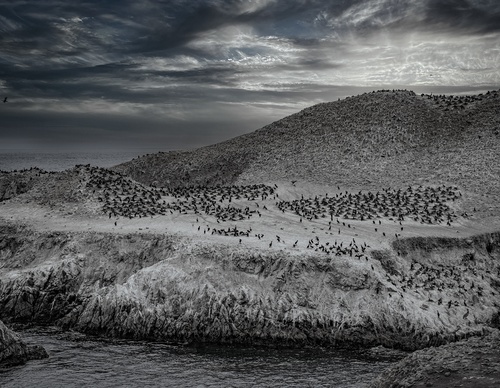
left=3, top=97, right=7, bottom=103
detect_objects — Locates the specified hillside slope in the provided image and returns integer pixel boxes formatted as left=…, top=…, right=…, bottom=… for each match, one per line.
left=113, top=89, right=500, bottom=221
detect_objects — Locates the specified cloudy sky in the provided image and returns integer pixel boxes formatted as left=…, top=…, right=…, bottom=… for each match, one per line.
left=1, top=0, right=499, bottom=151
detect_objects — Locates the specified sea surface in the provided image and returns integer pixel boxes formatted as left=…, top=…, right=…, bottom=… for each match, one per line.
left=0, top=329, right=396, bottom=388
left=0, top=149, right=162, bottom=172
left=0, top=151, right=398, bottom=387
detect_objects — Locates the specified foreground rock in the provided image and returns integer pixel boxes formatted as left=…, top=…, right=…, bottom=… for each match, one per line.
left=370, top=330, right=500, bottom=388
left=0, top=319, right=48, bottom=367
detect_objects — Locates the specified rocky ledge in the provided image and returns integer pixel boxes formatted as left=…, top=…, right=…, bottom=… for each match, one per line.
left=370, top=330, right=500, bottom=388
left=1, top=224, right=499, bottom=351
left=0, top=319, right=48, bottom=367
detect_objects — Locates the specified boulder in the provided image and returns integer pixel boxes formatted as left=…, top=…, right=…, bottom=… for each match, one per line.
left=0, top=320, right=48, bottom=367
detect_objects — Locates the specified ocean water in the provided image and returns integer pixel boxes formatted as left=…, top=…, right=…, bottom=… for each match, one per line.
left=0, top=149, right=162, bottom=172
left=0, top=329, right=396, bottom=388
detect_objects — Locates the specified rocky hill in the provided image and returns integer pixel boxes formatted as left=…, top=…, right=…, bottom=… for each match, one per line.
left=113, top=89, right=500, bottom=218
left=1, top=89, right=500, bottom=380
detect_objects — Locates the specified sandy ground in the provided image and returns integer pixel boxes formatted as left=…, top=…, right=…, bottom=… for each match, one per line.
left=1, top=182, right=496, bottom=255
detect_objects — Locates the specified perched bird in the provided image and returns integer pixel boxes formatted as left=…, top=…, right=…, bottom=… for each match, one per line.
left=3, top=97, right=7, bottom=103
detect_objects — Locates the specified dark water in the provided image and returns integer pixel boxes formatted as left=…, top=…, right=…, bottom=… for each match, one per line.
left=0, top=149, right=162, bottom=172
left=0, top=330, right=396, bottom=388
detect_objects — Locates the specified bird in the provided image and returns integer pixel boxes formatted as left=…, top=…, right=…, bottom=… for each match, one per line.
left=3, top=97, right=7, bottom=103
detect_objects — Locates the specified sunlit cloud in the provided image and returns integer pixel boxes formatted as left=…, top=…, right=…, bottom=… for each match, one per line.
left=1, top=0, right=499, bottom=151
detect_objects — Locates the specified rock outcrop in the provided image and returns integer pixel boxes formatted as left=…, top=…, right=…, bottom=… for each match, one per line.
left=0, top=319, right=48, bottom=367
left=0, top=174, right=33, bottom=202
left=370, top=330, right=500, bottom=388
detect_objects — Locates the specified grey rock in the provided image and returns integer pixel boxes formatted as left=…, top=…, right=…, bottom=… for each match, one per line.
left=0, top=319, right=48, bottom=367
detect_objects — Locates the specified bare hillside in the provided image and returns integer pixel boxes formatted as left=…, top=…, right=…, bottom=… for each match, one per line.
left=113, top=90, right=500, bottom=216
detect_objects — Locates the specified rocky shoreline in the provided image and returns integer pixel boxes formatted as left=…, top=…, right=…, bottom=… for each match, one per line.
left=1, top=224, right=499, bottom=350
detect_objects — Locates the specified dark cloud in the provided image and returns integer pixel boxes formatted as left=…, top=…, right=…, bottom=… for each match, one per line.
left=125, top=0, right=324, bottom=53
left=0, top=0, right=499, bottom=152
left=424, top=0, right=500, bottom=33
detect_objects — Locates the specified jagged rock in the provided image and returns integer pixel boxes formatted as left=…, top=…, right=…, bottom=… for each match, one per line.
left=370, top=330, right=500, bottom=388
left=0, top=175, right=31, bottom=202
left=1, top=225, right=499, bottom=350
left=0, top=319, right=48, bottom=367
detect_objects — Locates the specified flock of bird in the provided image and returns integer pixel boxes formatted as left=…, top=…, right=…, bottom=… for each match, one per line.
left=73, top=165, right=467, bottom=262
left=306, top=236, right=370, bottom=259
left=8, top=164, right=500, bottom=327
left=82, top=165, right=275, bottom=222
left=160, top=184, right=276, bottom=222
left=0, top=166, right=52, bottom=175
left=277, top=185, right=461, bottom=225
left=420, top=90, right=499, bottom=112
left=382, top=255, right=498, bottom=322
left=363, top=89, right=500, bottom=113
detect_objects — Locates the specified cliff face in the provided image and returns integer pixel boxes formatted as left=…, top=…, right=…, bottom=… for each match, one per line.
left=1, top=224, right=499, bottom=350
left=0, top=319, right=48, bottom=367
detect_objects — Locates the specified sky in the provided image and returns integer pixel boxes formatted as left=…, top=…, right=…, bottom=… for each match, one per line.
left=1, top=0, right=499, bottom=152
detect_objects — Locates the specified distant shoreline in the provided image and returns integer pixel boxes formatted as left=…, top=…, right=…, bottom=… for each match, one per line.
left=0, top=149, right=159, bottom=172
